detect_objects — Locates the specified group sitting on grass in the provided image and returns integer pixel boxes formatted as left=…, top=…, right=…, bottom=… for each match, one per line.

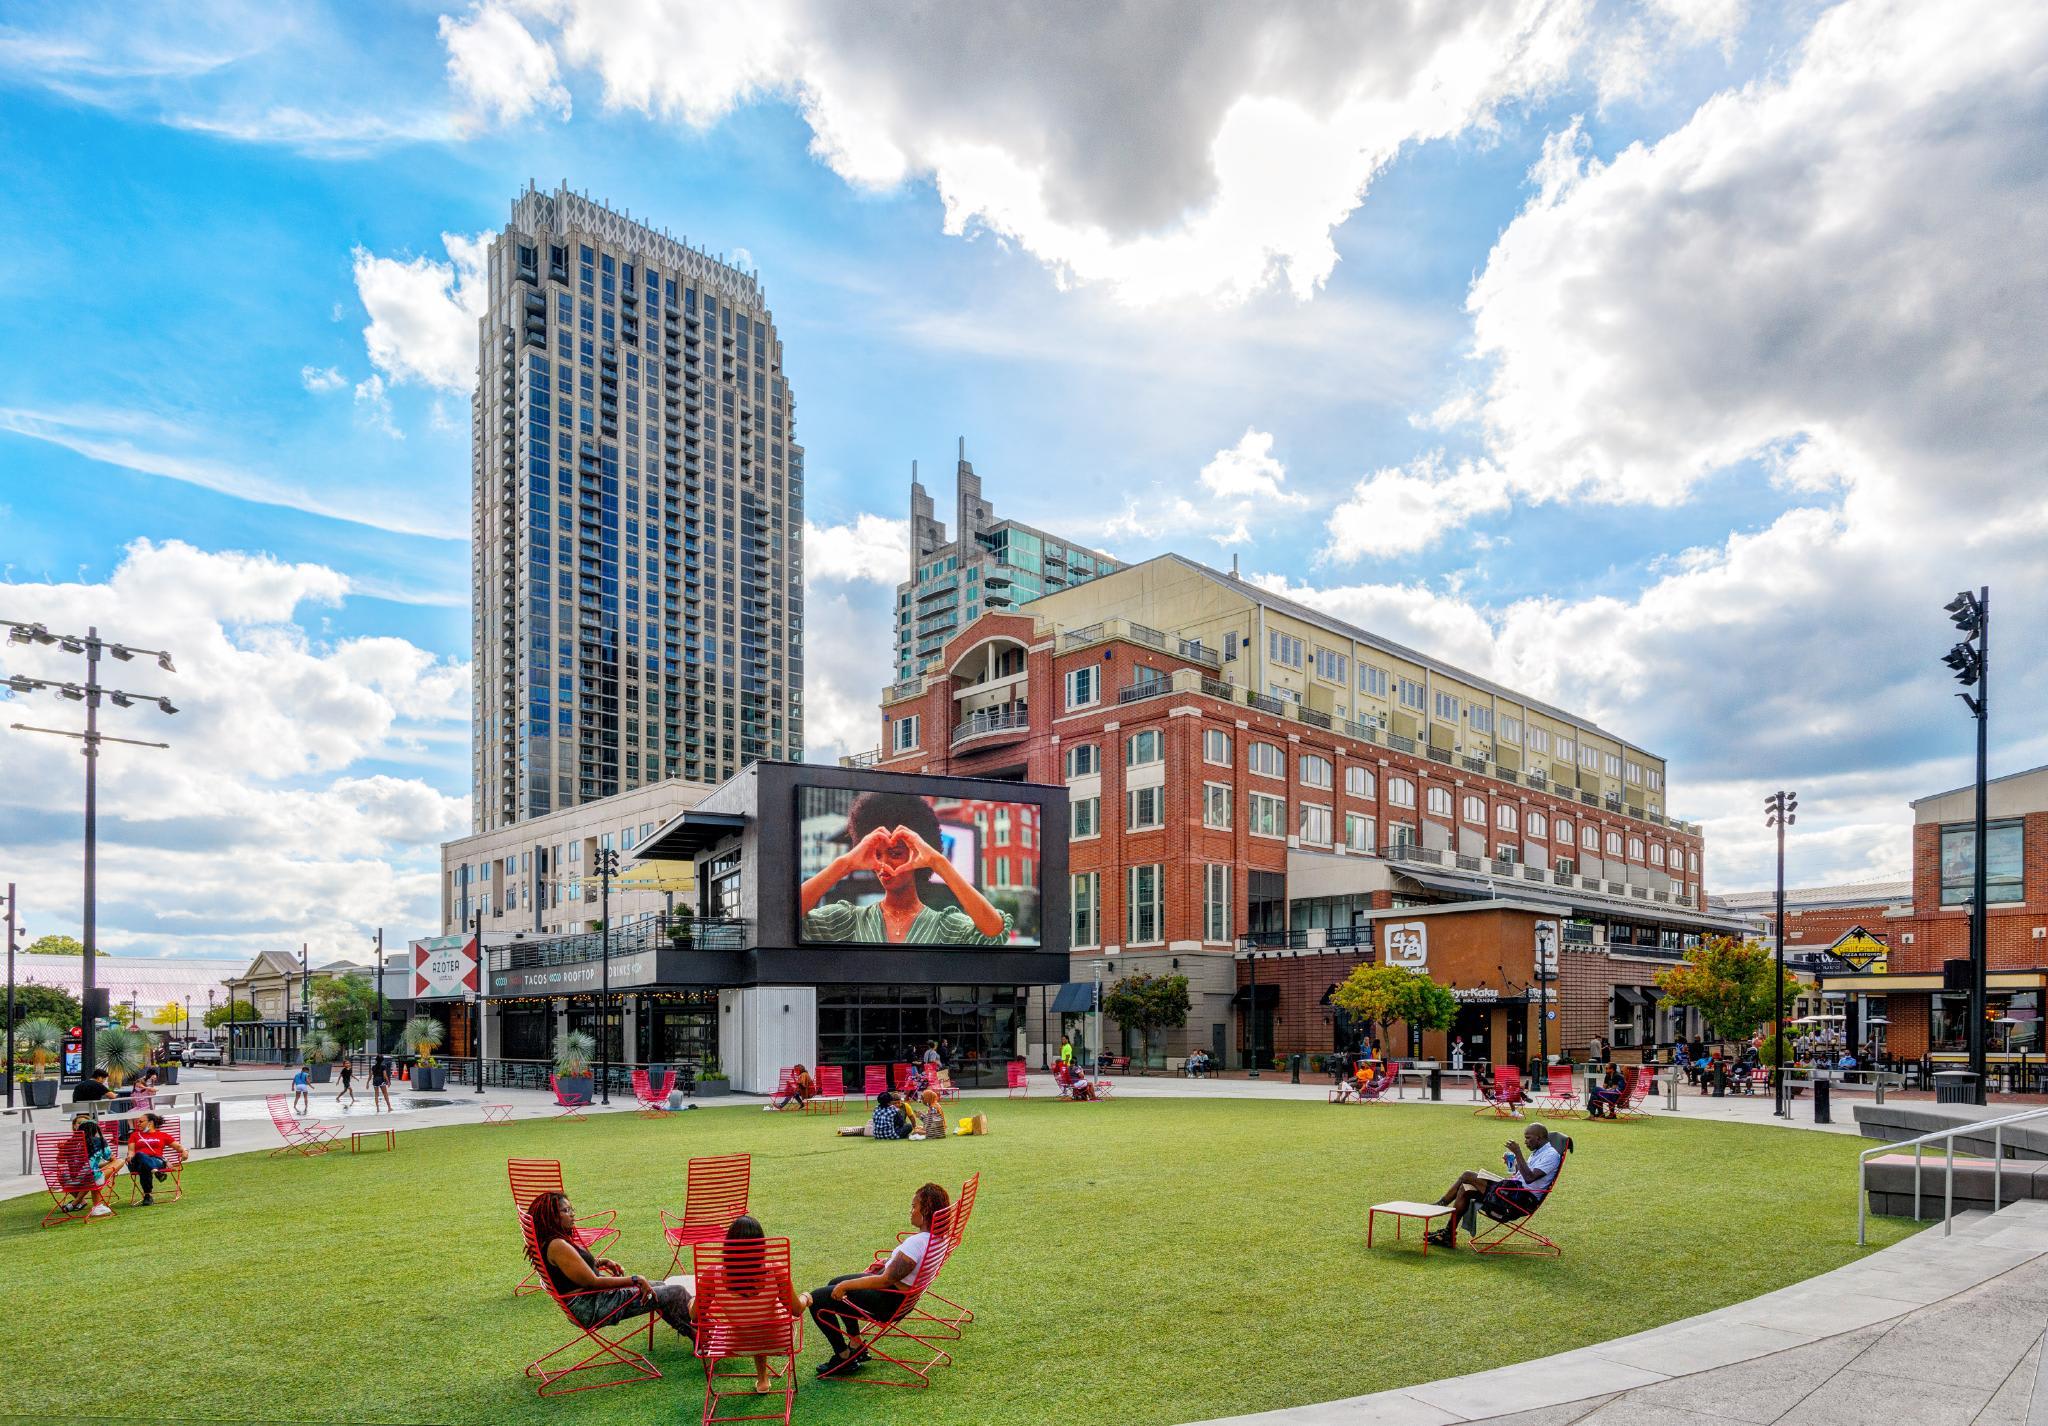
left=835, top=1089, right=952, bottom=1140
left=526, top=1180, right=951, bottom=1384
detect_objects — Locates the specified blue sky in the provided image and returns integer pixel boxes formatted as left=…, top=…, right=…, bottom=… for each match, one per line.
left=1, top=0, right=2042, bottom=960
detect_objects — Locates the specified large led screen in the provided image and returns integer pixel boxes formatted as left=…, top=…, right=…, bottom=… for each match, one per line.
left=798, top=784, right=1042, bottom=946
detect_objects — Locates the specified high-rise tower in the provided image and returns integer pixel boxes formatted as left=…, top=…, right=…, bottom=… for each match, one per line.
left=472, top=184, right=804, bottom=831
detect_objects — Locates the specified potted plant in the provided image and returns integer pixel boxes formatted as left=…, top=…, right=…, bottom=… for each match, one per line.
left=400, top=1017, right=446, bottom=1091
left=302, top=1033, right=339, bottom=1083
left=694, top=1055, right=731, bottom=1098
left=17, top=1018, right=62, bottom=1107
left=155, top=1057, right=182, bottom=1086
left=96, top=1025, right=147, bottom=1088
left=553, top=1030, right=596, bottom=1104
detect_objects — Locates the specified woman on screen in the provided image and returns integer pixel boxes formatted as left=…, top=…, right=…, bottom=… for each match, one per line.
left=802, top=792, right=1012, bottom=945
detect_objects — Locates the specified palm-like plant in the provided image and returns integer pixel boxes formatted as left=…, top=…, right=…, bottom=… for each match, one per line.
left=554, top=1030, right=596, bottom=1078
left=95, top=1025, right=147, bottom=1086
left=303, top=1031, right=341, bottom=1065
left=17, top=1018, right=62, bottom=1078
left=399, top=1015, right=445, bottom=1067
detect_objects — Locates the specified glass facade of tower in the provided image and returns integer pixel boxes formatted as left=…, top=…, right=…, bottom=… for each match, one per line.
left=895, top=523, right=1116, bottom=679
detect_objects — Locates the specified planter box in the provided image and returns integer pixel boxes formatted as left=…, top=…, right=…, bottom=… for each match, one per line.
left=25, top=1078, right=57, bottom=1108
left=694, top=1079, right=732, bottom=1098
left=155, top=1066, right=180, bottom=1085
left=412, top=1064, right=446, bottom=1092
left=306, top=1063, right=332, bottom=1084
left=555, top=1074, right=594, bottom=1105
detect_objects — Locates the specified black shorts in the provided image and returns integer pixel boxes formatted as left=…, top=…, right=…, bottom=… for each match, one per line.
left=1481, top=1184, right=1541, bottom=1221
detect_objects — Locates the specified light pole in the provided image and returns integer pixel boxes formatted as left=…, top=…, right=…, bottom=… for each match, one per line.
left=594, top=847, right=618, bottom=1104
left=373, top=928, right=385, bottom=1066
left=300, top=942, right=310, bottom=1065
left=1765, top=789, right=1798, bottom=1118
left=473, top=906, right=486, bottom=1094
left=3, top=882, right=18, bottom=1109
left=206, top=989, right=214, bottom=1049
left=4, top=620, right=176, bottom=1081
left=1943, top=587, right=1990, bottom=1103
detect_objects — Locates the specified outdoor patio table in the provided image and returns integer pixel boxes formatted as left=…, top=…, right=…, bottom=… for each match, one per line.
left=1368, top=1200, right=1457, bottom=1254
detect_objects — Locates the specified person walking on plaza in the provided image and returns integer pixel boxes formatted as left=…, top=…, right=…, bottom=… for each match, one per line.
left=920, top=1040, right=942, bottom=1087
left=291, top=1064, right=310, bottom=1115
left=1060, top=1035, right=1074, bottom=1072
left=808, top=1182, right=951, bottom=1377
left=370, top=1055, right=393, bottom=1112
left=336, top=1055, right=356, bottom=1108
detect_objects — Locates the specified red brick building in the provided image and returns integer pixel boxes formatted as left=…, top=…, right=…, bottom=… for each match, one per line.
left=864, top=557, right=1735, bottom=1067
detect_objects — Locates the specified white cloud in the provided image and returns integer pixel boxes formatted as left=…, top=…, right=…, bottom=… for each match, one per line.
left=495, top=0, right=1591, bottom=306
left=1199, top=429, right=1298, bottom=504
left=439, top=2, right=570, bottom=126
left=300, top=365, right=346, bottom=393
left=0, top=540, right=469, bottom=960
left=1097, top=428, right=1311, bottom=549
left=804, top=514, right=908, bottom=585
left=352, top=373, right=402, bottom=438
left=352, top=231, right=490, bottom=393
left=1320, top=453, right=1512, bottom=561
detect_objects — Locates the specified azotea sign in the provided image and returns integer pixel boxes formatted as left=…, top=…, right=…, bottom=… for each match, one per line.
left=411, top=934, right=479, bottom=1000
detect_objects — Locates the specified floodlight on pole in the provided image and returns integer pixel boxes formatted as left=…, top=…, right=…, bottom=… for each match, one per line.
left=1943, top=586, right=1991, bottom=1103
left=1765, top=789, right=1798, bottom=1118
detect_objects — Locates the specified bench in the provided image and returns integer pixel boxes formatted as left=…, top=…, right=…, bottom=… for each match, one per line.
left=1095, top=1055, right=1131, bottom=1075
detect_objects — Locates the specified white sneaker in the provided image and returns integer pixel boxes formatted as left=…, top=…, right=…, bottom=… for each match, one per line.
left=90, top=1205, right=112, bottom=1218
left=1510, top=1110, right=1524, bottom=1119
left=762, top=1105, right=776, bottom=1112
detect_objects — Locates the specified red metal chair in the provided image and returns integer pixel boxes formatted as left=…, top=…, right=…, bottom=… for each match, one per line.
left=631, top=1070, right=676, bottom=1118
left=1470, top=1135, right=1572, bottom=1257
left=1474, top=1066, right=1527, bottom=1118
left=551, top=1073, right=591, bottom=1122
left=508, top=1159, right=618, bottom=1297
left=892, top=1063, right=917, bottom=1094
left=1006, top=1061, right=1029, bottom=1098
left=810, top=1065, right=847, bottom=1115
left=863, top=1065, right=888, bottom=1097
left=832, top=1203, right=961, bottom=1389
left=267, top=1093, right=343, bottom=1155
left=1616, top=1066, right=1656, bottom=1121
left=691, top=1235, right=804, bottom=1426
left=1538, top=1065, right=1582, bottom=1117
left=929, top=1068, right=960, bottom=1103
left=126, top=1119, right=185, bottom=1204
left=770, top=1065, right=804, bottom=1110
left=518, top=1209, right=663, bottom=1396
left=878, top=1172, right=981, bottom=1340
left=661, top=1153, right=753, bottom=1277
left=36, top=1132, right=114, bottom=1227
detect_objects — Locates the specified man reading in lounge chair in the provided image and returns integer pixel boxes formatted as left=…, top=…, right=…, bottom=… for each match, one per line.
left=1426, top=1122, right=1562, bottom=1249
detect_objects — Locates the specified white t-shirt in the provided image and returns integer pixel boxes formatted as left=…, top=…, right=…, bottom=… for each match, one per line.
left=1516, top=1141, right=1563, bottom=1191
left=889, top=1231, right=931, bottom=1282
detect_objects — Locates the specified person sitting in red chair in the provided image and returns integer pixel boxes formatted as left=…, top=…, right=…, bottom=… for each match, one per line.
left=1426, top=1122, right=1563, bottom=1249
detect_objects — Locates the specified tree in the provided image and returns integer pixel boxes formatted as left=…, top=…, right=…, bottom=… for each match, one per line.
left=150, top=1002, right=188, bottom=1034
left=1331, top=965, right=1459, bottom=1043
left=24, top=934, right=100, bottom=956
left=1654, top=935, right=1801, bottom=1044
left=11, top=981, right=83, bottom=1029
left=1102, top=973, right=1192, bottom=1060
left=311, top=975, right=380, bottom=1053
left=204, top=1000, right=258, bottom=1030
left=16, top=1018, right=63, bottom=1077
left=95, top=1025, right=147, bottom=1085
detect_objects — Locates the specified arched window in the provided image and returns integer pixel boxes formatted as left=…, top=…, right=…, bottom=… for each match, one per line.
left=1582, top=825, right=1598, bottom=850
left=1528, top=811, right=1547, bottom=840
left=1497, top=805, right=1519, bottom=833
left=1427, top=787, right=1452, bottom=816
left=1650, top=844, right=1666, bottom=867
left=1462, top=795, right=1485, bottom=824
left=1387, top=778, right=1416, bottom=809
left=1605, top=831, right=1624, bottom=856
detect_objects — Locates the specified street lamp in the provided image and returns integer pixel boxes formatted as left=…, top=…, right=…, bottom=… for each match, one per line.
left=1944, top=586, right=1991, bottom=1103
left=2, top=882, right=19, bottom=1109
left=4, top=619, right=176, bottom=1080
left=1765, top=789, right=1798, bottom=1118
left=594, top=847, right=619, bottom=1104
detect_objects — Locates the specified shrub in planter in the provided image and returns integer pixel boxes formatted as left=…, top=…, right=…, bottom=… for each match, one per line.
left=553, top=1030, right=596, bottom=1103
left=96, top=1025, right=147, bottom=1087
left=302, top=1032, right=339, bottom=1083
left=399, top=1017, right=447, bottom=1089
left=694, top=1055, right=731, bottom=1097
left=18, top=1017, right=62, bottom=1103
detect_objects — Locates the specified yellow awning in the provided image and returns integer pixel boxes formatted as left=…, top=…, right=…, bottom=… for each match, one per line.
left=1819, top=971, right=2046, bottom=993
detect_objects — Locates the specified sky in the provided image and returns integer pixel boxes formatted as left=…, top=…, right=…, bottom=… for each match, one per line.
left=0, top=0, right=2043, bottom=962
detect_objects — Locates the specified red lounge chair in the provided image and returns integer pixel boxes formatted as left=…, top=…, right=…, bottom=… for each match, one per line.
left=691, top=1235, right=804, bottom=1426
left=1006, top=1061, right=1029, bottom=1098
left=770, top=1066, right=805, bottom=1110
left=810, top=1065, right=847, bottom=1115
left=1470, top=1134, right=1572, bottom=1257
left=551, top=1073, right=591, bottom=1122
left=37, top=1132, right=114, bottom=1227
left=892, top=1063, right=918, bottom=1094
left=1616, top=1066, right=1656, bottom=1121
left=508, top=1158, right=618, bottom=1297
left=266, top=1093, right=343, bottom=1156
left=631, top=1070, right=676, bottom=1118
left=930, top=1068, right=961, bottom=1103
left=863, top=1065, right=888, bottom=1097
left=833, top=1203, right=961, bottom=1389
left=886, top=1172, right=981, bottom=1340
left=126, top=1119, right=186, bottom=1204
left=518, top=1209, right=663, bottom=1397
left=1538, top=1066, right=1581, bottom=1117
left=1474, top=1066, right=1527, bottom=1118
left=661, top=1153, right=753, bottom=1277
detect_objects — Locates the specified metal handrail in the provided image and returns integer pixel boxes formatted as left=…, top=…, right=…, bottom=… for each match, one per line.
left=1857, top=1102, right=2048, bottom=1244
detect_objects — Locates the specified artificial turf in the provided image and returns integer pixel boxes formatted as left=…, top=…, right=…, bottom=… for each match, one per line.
left=3, top=1096, right=1912, bottom=1426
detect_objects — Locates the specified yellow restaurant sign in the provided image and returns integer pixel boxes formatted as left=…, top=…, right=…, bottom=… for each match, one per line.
left=1829, top=925, right=1888, bottom=974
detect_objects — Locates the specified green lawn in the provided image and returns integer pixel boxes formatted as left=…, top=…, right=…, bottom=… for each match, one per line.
left=5, top=1098, right=1910, bottom=1426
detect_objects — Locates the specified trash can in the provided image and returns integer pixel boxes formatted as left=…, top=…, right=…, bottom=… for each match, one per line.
left=1812, top=1077, right=1831, bottom=1124
left=1288, top=1053, right=1303, bottom=1085
left=1428, top=1067, right=1443, bottom=1101
left=1934, top=1070, right=1979, bottom=1105
left=1712, top=1063, right=1728, bottom=1097
left=200, top=1099, right=222, bottom=1150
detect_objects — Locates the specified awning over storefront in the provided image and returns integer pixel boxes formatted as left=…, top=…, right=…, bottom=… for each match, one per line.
left=1049, top=982, right=1095, bottom=1014
left=636, top=810, right=747, bottom=862
left=1231, top=984, right=1281, bottom=1006
left=1816, top=971, right=2048, bottom=994
left=1613, top=986, right=1649, bottom=1008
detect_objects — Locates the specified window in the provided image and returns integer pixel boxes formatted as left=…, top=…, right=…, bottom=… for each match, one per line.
left=1501, top=716, right=1522, bottom=744
left=891, top=715, right=919, bottom=752
left=1203, top=782, right=1232, bottom=829
left=1426, top=787, right=1452, bottom=816
left=1470, top=706, right=1493, bottom=734
left=1249, top=791, right=1286, bottom=837
left=1462, top=795, right=1485, bottom=824
left=1688, top=851, right=1698, bottom=872
left=1248, top=741, right=1283, bottom=777
left=1605, top=831, right=1624, bottom=855
left=1359, top=664, right=1388, bottom=698
left=1397, top=678, right=1425, bottom=710
left=1529, top=727, right=1550, bottom=754
left=1435, top=691, right=1460, bottom=721
left=1556, top=736, right=1575, bottom=762
left=1497, top=805, right=1519, bottom=833
left=1941, top=820, right=2026, bottom=905
left=1345, top=813, right=1375, bottom=851
left=1064, top=665, right=1099, bottom=709
left=1648, top=769, right=1664, bottom=791
left=1315, top=647, right=1348, bottom=682
left=1071, top=796, right=1098, bottom=838
left=1496, top=844, right=1518, bottom=863
left=1299, top=802, right=1332, bottom=845
left=1064, top=743, right=1099, bottom=778
left=1269, top=631, right=1304, bottom=668
left=1605, top=753, right=1623, bottom=778
left=1126, top=729, right=1162, bottom=766
left=1203, top=728, right=1232, bottom=766
left=1299, top=754, right=1332, bottom=788
left=1528, top=811, right=1547, bottom=840
left=1623, top=836, right=1640, bottom=859
left=1626, top=761, right=1644, bottom=785
left=1345, top=766, right=1374, bottom=798
left=1582, top=825, right=1598, bottom=849
left=1127, top=865, right=1162, bottom=943
left=1388, top=777, right=1416, bottom=809
left=1072, top=872, right=1099, bottom=947
left=1127, top=786, right=1164, bottom=830
left=1581, top=745, right=1600, bottom=770
left=1203, top=865, right=1230, bottom=943
left=1650, top=844, right=1666, bottom=867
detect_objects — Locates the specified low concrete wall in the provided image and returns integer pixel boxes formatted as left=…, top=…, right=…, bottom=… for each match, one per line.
left=1853, top=1102, right=2048, bottom=1160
